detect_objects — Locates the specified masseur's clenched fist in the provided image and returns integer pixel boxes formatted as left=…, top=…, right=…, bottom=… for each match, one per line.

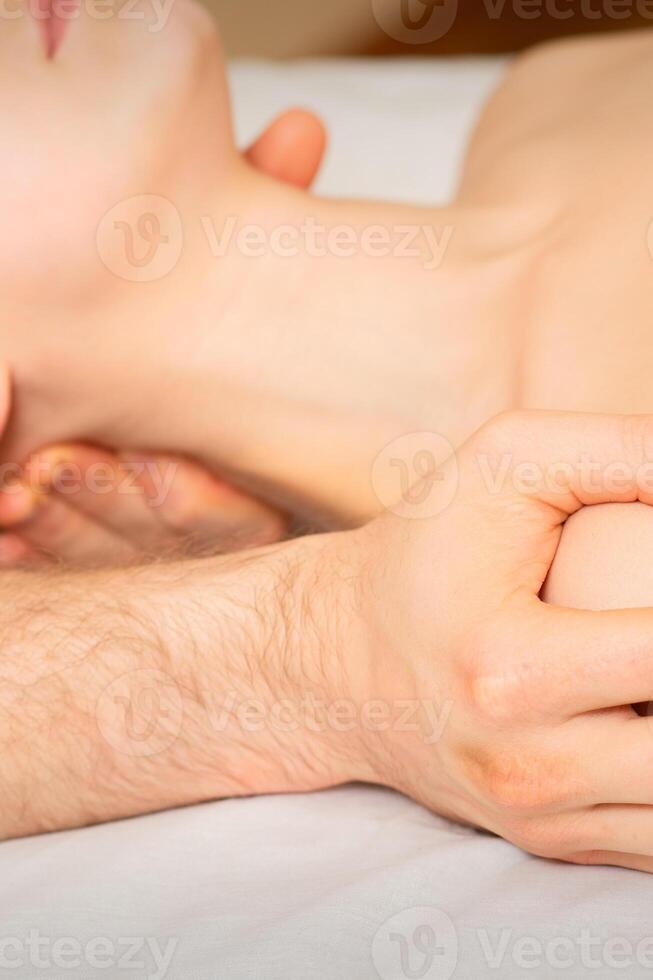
left=343, top=411, right=653, bottom=872
left=7, top=410, right=653, bottom=853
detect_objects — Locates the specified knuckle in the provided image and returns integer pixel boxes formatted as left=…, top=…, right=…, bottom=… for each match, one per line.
left=462, top=742, right=573, bottom=816
left=465, top=627, right=530, bottom=727
left=504, top=817, right=569, bottom=859
left=493, top=408, right=537, bottom=432
left=479, top=409, right=520, bottom=442
left=488, top=759, right=552, bottom=812
left=620, top=414, right=653, bottom=474
left=473, top=410, right=537, bottom=458
left=468, top=668, right=525, bottom=727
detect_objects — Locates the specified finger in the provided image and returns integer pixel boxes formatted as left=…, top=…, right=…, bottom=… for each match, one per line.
left=568, top=851, right=653, bottom=872
left=28, top=444, right=286, bottom=556
left=245, top=108, right=327, bottom=189
left=0, top=533, right=34, bottom=566
left=579, top=714, right=653, bottom=806
left=0, top=468, right=145, bottom=563
left=127, top=454, right=288, bottom=552
left=563, top=804, right=653, bottom=859
left=0, top=493, right=135, bottom=565
left=0, top=480, right=39, bottom=527
left=503, top=601, right=653, bottom=717
left=467, top=410, right=653, bottom=519
left=26, top=445, right=173, bottom=550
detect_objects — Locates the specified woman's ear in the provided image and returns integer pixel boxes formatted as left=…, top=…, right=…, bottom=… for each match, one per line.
left=245, top=108, right=327, bottom=190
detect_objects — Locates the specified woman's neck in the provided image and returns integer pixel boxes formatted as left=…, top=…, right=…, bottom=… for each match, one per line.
left=1, top=168, right=530, bottom=522
left=160, top=171, right=528, bottom=521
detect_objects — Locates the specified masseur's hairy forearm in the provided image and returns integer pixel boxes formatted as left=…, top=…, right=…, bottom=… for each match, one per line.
left=0, top=534, right=365, bottom=840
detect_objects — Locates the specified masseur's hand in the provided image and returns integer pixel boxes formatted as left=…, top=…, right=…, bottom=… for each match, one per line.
left=349, top=411, right=653, bottom=872
left=8, top=409, right=653, bottom=856
left=0, top=108, right=325, bottom=565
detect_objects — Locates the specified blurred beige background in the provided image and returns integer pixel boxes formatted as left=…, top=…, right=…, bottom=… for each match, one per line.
left=207, top=0, right=653, bottom=57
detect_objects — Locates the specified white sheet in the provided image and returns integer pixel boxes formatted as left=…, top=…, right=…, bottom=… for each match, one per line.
left=3, top=57, right=650, bottom=980
left=230, top=58, right=507, bottom=204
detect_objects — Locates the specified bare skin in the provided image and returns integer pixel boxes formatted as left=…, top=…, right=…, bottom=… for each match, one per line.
left=0, top=105, right=325, bottom=562
left=6, top=408, right=653, bottom=879
left=0, top=17, right=650, bottom=528
left=2, top=9, right=653, bottom=871
left=7, top=27, right=653, bottom=611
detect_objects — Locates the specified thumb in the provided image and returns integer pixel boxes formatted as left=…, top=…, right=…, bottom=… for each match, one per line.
left=245, top=108, right=327, bottom=189
left=464, top=410, right=653, bottom=520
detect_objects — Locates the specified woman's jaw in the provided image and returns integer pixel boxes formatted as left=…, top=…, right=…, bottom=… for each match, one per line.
left=0, top=0, right=530, bottom=520
left=0, top=0, right=236, bottom=302
left=0, top=148, right=479, bottom=519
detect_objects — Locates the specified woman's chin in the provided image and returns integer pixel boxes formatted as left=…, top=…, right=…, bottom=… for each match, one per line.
left=0, top=0, right=234, bottom=301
